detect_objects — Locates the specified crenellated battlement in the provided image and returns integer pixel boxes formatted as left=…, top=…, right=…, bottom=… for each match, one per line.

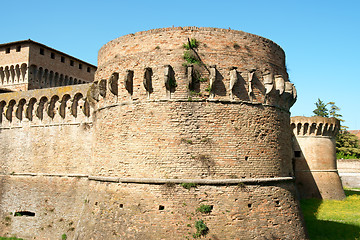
left=291, top=116, right=340, bottom=137
left=90, top=66, right=296, bottom=111
left=0, top=83, right=92, bottom=128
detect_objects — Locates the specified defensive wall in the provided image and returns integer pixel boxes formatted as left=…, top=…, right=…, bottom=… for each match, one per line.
left=0, top=27, right=307, bottom=239
left=291, top=116, right=345, bottom=200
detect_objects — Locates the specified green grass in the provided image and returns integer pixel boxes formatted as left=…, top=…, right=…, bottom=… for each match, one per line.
left=301, top=188, right=360, bottom=240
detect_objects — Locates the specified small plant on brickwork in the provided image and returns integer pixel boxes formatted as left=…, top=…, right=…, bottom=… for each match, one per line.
left=233, top=43, right=240, bottom=49
left=205, top=85, right=212, bottom=92
left=193, top=220, right=209, bottom=238
left=183, top=38, right=199, bottom=50
left=61, top=234, right=67, bottom=240
left=183, top=38, right=201, bottom=65
left=189, top=91, right=202, bottom=97
left=181, top=183, right=198, bottom=190
left=196, top=204, right=213, bottom=214
left=183, top=51, right=200, bottom=64
left=199, top=77, right=208, bottom=83
left=155, top=46, right=160, bottom=50
left=181, top=138, right=193, bottom=144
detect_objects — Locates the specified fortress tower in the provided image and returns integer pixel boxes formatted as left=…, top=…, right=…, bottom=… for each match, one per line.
left=0, top=27, right=307, bottom=239
left=291, top=116, right=345, bottom=199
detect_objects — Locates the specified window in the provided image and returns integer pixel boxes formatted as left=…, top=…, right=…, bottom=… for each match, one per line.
left=51, top=52, right=55, bottom=59
left=79, top=63, right=82, bottom=69
left=87, top=67, right=91, bottom=73
left=40, top=48, right=44, bottom=55
left=61, top=56, right=65, bottom=63
left=16, top=46, right=21, bottom=52
left=70, top=60, right=74, bottom=66
left=6, top=47, right=10, bottom=54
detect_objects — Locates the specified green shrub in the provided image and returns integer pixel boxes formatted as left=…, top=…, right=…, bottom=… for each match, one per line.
left=337, top=152, right=360, bottom=159
left=183, top=38, right=199, bottom=50
left=183, top=51, right=200, bottom=64
left=193, top=220, right=209, bottom=238
left=62, top=234, right=67, bottom=240
left=196, top=204, right=213, bottom=214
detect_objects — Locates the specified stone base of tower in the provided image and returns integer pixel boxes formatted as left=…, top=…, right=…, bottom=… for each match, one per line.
left=295, top=171, right=346, bottom=200
left=0, top=176, right=308, bottom=240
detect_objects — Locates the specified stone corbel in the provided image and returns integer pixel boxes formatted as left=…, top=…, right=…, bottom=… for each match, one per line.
left=229, top=67, right=238, bottom=100
left=209, top=65, right=216, bottom=99
left=247, top=69, right=256, bottom=101
left=274, top=75, right=285, bottom=95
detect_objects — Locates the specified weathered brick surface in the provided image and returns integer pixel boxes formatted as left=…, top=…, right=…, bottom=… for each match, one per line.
left=93, top=101, right=293, bottom=179
left=0, top=177, right=305, bottom=240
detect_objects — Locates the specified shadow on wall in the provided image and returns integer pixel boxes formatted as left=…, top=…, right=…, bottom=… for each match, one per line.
left=293, top=137, right=322, bottom=199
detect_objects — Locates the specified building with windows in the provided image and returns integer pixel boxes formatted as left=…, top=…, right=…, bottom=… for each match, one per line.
left=0, top=39, right=96, bottom=92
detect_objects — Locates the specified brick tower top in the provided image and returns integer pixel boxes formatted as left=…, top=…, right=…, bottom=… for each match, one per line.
left=291, top=116, right=340, bottom=138
left=94, top=27, right=296, bottom=110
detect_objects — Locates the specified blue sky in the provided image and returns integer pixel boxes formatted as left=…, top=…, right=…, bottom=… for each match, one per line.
left=1, top=0, right=359, bottom=129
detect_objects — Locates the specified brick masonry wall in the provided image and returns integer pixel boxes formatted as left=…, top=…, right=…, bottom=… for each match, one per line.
left=0, top=177, right=305, bottom=240
left=93, top=101, right=293, bottom=179
left=0, top=85, right=93, bottom=175
left=0, top=44, right=29, bottom=66
left=28, top=42, right=95, bottom=84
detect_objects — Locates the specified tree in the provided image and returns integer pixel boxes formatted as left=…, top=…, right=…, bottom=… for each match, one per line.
left=336, top=131, right=360, bottom=158
left=313, top=98, right=329, bottom=117
left=312, top=99, right=360, bottom=159
left=328, top=102, right=343, bottom=119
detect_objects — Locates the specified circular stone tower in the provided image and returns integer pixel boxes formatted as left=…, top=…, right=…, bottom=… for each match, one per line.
left=291, top=116, right=345, bottom=200
left=87, top=27, right=307, bottom=239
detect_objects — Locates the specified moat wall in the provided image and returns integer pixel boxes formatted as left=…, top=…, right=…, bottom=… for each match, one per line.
left=0, top=27, right=307, bottom=239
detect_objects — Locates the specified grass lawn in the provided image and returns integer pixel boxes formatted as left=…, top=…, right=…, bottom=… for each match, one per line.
left=301, top=188, right=360, bottom=240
